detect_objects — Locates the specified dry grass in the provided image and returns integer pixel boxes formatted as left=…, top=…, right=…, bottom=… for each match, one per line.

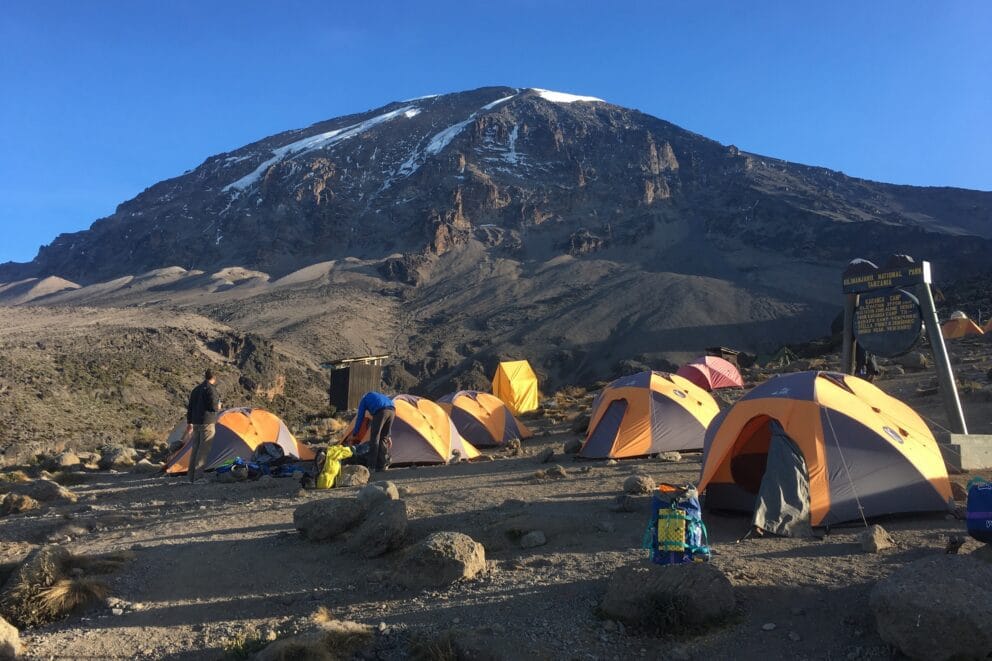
left=408, top=630, right=456, bottom=661
left=0, top=546, right=133, bottom=628
left=250, top=609, right=374, bottom=661
left=0, top=470, right=30, bottom=483
left=35, top=578, right=108, bottom=620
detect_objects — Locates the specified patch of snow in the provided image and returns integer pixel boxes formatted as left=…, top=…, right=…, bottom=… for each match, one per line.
left=403, top=93, right=440, bottom=101
left=404, top=108, right=421, bottom=119
left=223, top=104, right=418, bottom=192
left=481, top=94, right=516, bottom=111
left=505, top=124, right=520, bottom=165
left=530, top=88, right=604, bottom=104
left=395, top=93, right=519, bottom=178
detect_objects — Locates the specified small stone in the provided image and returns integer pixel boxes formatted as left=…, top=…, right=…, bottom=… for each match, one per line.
left=603, top=620, right=618, bottom=632
left=112, top=608, right=124, bottom=616
left=535, top=448, right=555, bottom=463
left=623, top=474, right=655, bottom=494
left=859, top=524, right=895, bottom=552
left=606, top=459, right=619, bottom=466
left=788, top=631, right=801, bottom=642
left=658, top=451, right=682, bottom=463
left=520, top=530, right=547, bottom=548
left=563, top=438, right=583, bottom=454
left=762, top=622, right=777, bottom=631
left=546, top=464, right=568, bottom=479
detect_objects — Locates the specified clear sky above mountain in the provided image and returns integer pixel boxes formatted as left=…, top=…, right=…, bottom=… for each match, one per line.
left=1, top=1, right=989, bottom=263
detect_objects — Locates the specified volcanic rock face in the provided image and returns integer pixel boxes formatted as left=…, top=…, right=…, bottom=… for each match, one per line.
left=1, top=86, right=990, bottom=396
left=3, top=86, right=990, bottom=284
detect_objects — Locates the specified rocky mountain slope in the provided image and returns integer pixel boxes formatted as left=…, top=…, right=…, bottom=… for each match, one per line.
left=1, top=86, right=990, bottom=393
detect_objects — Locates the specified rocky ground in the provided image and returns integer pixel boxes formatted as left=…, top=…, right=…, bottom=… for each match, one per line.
left=1, top=333, right=991, bottom=660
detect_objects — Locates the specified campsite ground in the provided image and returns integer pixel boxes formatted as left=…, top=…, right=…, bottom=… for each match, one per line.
left=2, top=340, right=992, bottom=660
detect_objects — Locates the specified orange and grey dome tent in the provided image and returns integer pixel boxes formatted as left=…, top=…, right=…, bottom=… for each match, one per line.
left=676, top=356, right=744, bottom=391
left=348, top=394, right=480, bottom=465
left=579, top=371, right=720, bottom=459
left=698, top=371, right=952, bottom=536
left=165, top=408, right=314, bottom=474
left=942, top=311, right=984, bottom=339
left=492, top=360, right=539, bottom=415
left=438, top=390, right=534, bottom=447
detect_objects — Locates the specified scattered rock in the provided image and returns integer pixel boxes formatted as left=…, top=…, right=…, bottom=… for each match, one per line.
left=545, top=464, right=568, bottom=479
left=563, top=438, right=583, bottom=454
left=606, top=459, right=619, bottom=466
left=870, top=555, right=992, bottom=661
left=951, top=482, right=968, bottom=502
left=887, top=365, right=905, bottom=376
left=1, top=493, right=39, bottom=516
left=347, top=499, right=407, bottom=558
left=534, top=448, right=555, bottom=464
left=570, top=415, right=591, bottom=434
left=896, top=351, right=930, bottom=370
left=0, top=614, right=22, bottom=660
left=395, top=532, right=486, bottom=589
left=131, top=459, right=163, bottom=474
left=98, top=446, right=136, bottom=471
left=601, top=563, right=735, bottom=631
left=859, top=524, right=894, bottom=552
left=520, top=531, right=547, bottom=549
left=293, top=498, right=367, bottom=541
left=623, top=474, right=656, bottom=495
left=762, top=622, right=777, bottom=631
left=610, top=494, right=650, bottom=513
left=357, top=481, right=399, bottom=509
left=945, top=534, right=967, bottom=555
left=788, top=631, right=801, bottom=642
left=336, top=465, right=370, bottom=487
left=973, top=545, right=992, bottom=564
left=531, top=470, right=547, bottom=480
left=658, top=451, right=682, bottom=463
left=504, top=439, right=522, bottom=456
left=55, top=452, right=81, bottom=471
left=12, top=479, right=77, bottom=505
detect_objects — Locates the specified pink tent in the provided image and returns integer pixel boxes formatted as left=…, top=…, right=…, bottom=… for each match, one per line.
left=675, top=356, right=743, bottom=391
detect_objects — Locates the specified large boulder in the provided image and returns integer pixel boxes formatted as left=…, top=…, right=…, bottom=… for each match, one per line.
left=336, top=465, right=370, bottom=487
left=356, top=481, right=399, bottom=509
left=346, top=499, right=407, bottom=558
left=12, top=479, right=77, bottom=505
left=0, top=614, right=21, bottom=660
left=870, top=555, right=992, bottom=661
left=601, top=563, right=735, bottom=631
left=293, top=498, right=367, bottom=541
left=395, top=532, right=486, bottom=590
left=98, top=446, right=136, bottom=471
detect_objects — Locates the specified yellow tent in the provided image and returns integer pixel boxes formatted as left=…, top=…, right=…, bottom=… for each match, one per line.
left=492, top=360, right=539, bottom=415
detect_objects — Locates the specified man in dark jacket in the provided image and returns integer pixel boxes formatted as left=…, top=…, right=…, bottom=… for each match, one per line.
left=185, top=369, right=222, bottom=483
left=350, top=391, right=395, bottom=473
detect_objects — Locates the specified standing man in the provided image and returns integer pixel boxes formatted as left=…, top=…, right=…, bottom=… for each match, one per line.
left=185, top=369, right=222, bottom=483
left=350, top=391, right=395, bottom=473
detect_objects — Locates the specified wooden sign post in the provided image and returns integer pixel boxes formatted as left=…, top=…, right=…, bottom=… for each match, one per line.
left=841, top=255, right=967, bottom=434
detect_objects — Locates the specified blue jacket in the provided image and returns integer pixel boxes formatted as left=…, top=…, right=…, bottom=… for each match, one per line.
left=353, top=392, right=395, bottom=435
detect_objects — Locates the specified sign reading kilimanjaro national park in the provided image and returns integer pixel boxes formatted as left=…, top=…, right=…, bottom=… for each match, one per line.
left=843, top=256, right=926, bottom=358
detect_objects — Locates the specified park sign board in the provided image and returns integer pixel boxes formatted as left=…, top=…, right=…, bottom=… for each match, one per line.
left=853, top=288, right=922, bottom=357
left=840, top=254, right=968, bottom=434
left=842, top=257, right=930, bottom=295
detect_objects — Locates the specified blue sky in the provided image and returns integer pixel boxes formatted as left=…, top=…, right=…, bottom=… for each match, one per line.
left=1, top=1, right=989, bottom=263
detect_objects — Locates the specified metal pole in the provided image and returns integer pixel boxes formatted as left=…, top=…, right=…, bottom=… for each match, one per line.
left=841, top=293, right=858, bottom=375
left=916, top=282, right=968, bottom=434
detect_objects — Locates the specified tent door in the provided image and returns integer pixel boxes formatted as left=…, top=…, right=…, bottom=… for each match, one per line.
left=752, top=421, right=812, bottom=537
